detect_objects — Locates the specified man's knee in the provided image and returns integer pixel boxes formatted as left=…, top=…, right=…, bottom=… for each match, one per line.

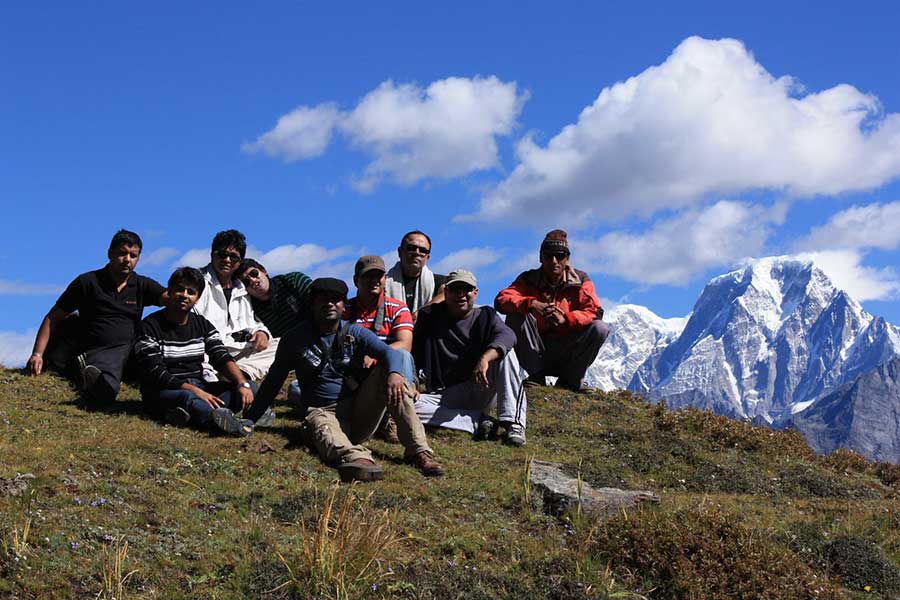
left=586, top=320, right=610, bottom=345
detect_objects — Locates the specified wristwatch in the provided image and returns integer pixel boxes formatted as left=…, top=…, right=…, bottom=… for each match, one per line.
left=238, top=382, right=252, bottom=389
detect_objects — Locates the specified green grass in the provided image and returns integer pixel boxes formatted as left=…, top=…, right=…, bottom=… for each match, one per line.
left=1, top=370, right=898, bottom=599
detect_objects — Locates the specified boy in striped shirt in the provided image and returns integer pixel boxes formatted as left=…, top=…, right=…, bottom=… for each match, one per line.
left=135, top=267, right=257, bottom=436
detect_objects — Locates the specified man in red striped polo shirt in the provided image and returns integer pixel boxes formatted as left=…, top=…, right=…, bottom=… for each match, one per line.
left=345, top=255, right=414, bottom=355
left=345, top=255, right=415, bottom=443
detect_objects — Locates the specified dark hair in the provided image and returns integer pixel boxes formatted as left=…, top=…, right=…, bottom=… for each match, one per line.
left=211, top=229, right=247, bottom=258
left=108, top=229, right=143, bottom=253
left=235, top=258, right=266, bottom=279
left=168, top=267, right=206, bottom=295
left=399, top=230, right=432, bottom=251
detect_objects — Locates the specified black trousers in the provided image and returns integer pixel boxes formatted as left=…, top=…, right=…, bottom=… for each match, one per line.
left=505, top=313, right=609, bottom=389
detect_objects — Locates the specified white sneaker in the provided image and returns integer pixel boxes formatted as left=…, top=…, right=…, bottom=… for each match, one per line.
left=504, top=423, right=526, bottom=447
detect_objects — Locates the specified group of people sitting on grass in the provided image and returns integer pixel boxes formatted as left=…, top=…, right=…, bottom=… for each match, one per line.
left=26, top=228, right=609, bottom=482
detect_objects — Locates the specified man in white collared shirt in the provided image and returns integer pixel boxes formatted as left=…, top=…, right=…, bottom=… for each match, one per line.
left=193, top=230, right=277, bottom=382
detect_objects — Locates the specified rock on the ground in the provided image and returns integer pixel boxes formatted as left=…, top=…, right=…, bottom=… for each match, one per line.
left=530, top=460, right=659, bottom=518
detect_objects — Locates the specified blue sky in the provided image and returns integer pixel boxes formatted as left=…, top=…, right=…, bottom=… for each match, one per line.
left=3, top=2, right=900, bottom=365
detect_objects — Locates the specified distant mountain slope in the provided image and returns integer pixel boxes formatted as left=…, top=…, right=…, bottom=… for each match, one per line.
left=790, top=357, right=900, bottom=463
left=587, top=256, right=900, bottom=462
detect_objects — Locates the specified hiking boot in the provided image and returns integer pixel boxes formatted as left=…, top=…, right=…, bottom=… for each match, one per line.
left=254, top=407, right=276, bottom=428
left=165, top=407, right=191, bottom=427
left=407, top=451, right=445, bottom=477
left=504, top=423, right=526, bottom=447
left=337, top=458, right=383, bottom=483
left=376, top=415, right=400, bottom=444
left=473, top=415, right=496, bottom=441
left=211, top=407, right=254, bottom=437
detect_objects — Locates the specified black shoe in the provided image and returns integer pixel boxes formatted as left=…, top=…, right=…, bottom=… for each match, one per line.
left=473, top=415, right=496, bottom=441
left=524, top=375, right=546, bottom=388
left=165, top=407, right=190, bottom=426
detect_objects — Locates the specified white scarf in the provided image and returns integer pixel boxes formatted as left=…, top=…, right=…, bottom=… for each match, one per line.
left=385, top=261, right=435, bottom=312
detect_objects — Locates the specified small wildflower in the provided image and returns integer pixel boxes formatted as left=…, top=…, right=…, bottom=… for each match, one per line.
left=102, top=534, right=114, bottom=542
left=73, top=496, right=81, bottom=505
left=864, top=585, right=872, bottom=592
left=69, top=541, right=79, bottom=549
left=89, top=497, right=107, bottom=507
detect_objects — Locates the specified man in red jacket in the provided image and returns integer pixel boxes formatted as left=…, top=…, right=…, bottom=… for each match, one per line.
left=494, top=229, right=609, bottom=392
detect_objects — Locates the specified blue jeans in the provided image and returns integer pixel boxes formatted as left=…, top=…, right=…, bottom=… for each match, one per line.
left=152, top=379, right=258, bottom=425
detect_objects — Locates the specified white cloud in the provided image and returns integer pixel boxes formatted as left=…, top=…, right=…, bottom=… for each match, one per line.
left=431, top=247, right=502, bottom=276
left=0, top=330, right=36, bottom=368
left=464, top=36, right=900, bottom=226
left=242, top=103, right=341, bottom=160
left=795, top=201, right=900, bottom=251
left=799, top=249, right=900, bottom=302
left=140, top=247, right=179, bottom=267
left=574, top=201, right=782, bottom=285
left=172, top=244, right=357, bottom=276
left=0, top=280, right=62, bottom=295
left=244, top=76, right=527, bottom=190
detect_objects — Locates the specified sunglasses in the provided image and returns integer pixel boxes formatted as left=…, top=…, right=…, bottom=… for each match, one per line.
left=404, top=244, right=430, bottom=256
left=542, top=251, right=569, bottom=261
left=242, top=269, right=261, bottom=280
left=214, top=250, right=242, bottom=262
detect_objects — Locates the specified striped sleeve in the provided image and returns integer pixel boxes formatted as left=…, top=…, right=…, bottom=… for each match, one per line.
left=134, top=322, right=182, bottom=390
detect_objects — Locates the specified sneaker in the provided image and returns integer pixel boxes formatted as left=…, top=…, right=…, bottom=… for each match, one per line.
left=524, top=375, right=546, bottom=388
left=407, top=451, right=445, bottom=477
left=255, top=407, right=276, bottom=428
left=75, top=354, right=101, bottom=390
left=504, top=423, right=526, bottom=447
left=211, top=407, right=254, bottom=436
left=337, top=458, right=384, bottom=483
left=473, top=415, right=496, bottom=441
left=165, top=407, right=191, bottom=427
left=376, top=415, right=400, bottom=444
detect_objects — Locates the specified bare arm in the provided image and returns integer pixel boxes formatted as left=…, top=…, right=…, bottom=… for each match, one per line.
left=27, top=306, right=71, bottom=376
left=473, top=347, right=502, bottom=386
left=389, top=329, right=413, bottom=352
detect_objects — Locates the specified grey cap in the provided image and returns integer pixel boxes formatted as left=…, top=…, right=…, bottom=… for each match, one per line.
left=445, top=269, right=478, bottom=288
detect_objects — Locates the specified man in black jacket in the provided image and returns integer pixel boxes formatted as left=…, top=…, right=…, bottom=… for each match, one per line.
left=412, top=269, right=527, bottom=446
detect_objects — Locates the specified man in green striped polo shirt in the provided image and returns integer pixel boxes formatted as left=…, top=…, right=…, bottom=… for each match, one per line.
left=236, top=259, right=312, bottom=338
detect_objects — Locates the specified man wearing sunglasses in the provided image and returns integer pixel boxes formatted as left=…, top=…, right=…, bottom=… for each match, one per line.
left=194, top=230, right=276, bottom=384
left=494, top=229, right=609, bottom=393
left=384, top=230, right=446, bottom=321
left=235, top=258, right=312, bottom=338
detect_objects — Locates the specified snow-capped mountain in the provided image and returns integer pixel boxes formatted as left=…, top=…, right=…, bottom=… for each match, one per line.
left=585, top=304, right=687, bottom=391
left=588, top=256, right=900, bottom=460
left=626, top=256, right=900, bottom=423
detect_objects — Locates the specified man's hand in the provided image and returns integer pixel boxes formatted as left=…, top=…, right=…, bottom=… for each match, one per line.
left=249, top=330, right=269, bottom=352
left=546, top=305, right=567, bottom=327
left=237, top=385, right=254, bottom=410
left=385, top=372, right=407, bottom=408
left=530, top=300, right=550, bottom=316
left=187, top=385, right=224, bottom=410
left=473, top=355, right=491, bottom=386
left=362, top=355, right=377, bottom=369
left=26, top=354, right=43, bottom=376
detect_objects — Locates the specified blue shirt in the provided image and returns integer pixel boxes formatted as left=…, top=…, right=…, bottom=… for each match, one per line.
left=246, top=320, right=412, bottom=420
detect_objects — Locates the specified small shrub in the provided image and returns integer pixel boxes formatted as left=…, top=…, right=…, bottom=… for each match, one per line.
left=589, top=504, right=842, bottom=600
left=824, top=536, right=900, bottom=595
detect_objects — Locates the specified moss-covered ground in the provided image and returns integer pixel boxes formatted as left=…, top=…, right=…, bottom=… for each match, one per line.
left=1, top=367, right=898, bottom=599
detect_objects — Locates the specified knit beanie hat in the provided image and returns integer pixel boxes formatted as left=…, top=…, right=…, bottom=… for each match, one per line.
left=540, top=229, right=570, bottom=256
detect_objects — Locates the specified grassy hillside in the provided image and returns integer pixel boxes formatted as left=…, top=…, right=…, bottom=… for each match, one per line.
left=1, top=366, right=898, bottom=599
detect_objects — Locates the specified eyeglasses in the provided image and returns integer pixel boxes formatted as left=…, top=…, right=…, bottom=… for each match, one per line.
left=214, top=250, right=242, bottom=262
left=541, top=252, right=569, bottom=261
left=403, top=244, right=430, bottom=256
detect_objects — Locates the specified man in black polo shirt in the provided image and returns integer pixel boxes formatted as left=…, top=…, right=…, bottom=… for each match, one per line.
left=26, top=229, right=166, bottom=402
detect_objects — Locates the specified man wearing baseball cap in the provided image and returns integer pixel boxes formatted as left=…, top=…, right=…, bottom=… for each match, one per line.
left=494, top=229, right=609, bottom=392
left=246, top=277, right=444, bottom=481
left=413, top=269, right=527, bottom=446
